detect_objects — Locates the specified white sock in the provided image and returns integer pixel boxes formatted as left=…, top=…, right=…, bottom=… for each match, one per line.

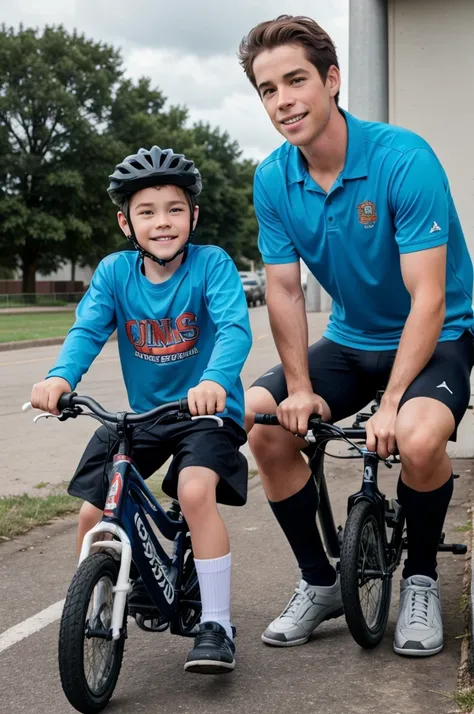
left=194, top=552, right=233, bottom=640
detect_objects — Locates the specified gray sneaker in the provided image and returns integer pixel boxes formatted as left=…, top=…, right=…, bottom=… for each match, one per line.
left=261, top=577, right=344, bottom=647
left=393, top=575, right=443, bottom=656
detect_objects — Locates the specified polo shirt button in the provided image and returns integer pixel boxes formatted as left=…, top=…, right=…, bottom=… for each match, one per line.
left=328, top=216, right=334, bottom=222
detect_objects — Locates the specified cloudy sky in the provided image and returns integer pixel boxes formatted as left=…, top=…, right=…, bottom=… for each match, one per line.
left=2, top=0, right=348, bottom=161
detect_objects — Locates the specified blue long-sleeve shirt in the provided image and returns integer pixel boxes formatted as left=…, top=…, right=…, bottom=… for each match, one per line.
left=47, top=245, right=252, bottom=426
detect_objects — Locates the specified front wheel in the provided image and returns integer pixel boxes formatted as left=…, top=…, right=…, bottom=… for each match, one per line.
left=58, top=553, right=126, bottom=714
left=340, top=500, right=392, bottom=649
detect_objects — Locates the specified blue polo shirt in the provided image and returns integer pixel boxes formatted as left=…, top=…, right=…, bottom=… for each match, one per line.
left=254, top=108, right=474, bottom=349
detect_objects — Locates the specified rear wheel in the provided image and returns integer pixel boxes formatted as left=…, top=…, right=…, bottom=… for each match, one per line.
left=340, top=501, right=392, bottom=648
left=58, top=553, right=126, bottom=714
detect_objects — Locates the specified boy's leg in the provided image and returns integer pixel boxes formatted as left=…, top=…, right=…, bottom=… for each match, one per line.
left=162, top=419, right=246, bottom=674
left=179, top=465, right=236, bottom=674
left=77, top=502, right=103, bottom=556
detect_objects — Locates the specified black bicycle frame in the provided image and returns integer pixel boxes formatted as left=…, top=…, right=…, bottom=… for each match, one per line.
left=97, top=426, right=202, bottom=635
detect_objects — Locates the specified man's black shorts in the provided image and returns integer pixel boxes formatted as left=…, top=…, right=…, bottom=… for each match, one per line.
left=252, top=331, right=474, bottom=439
left=68, top=417, right=248, bottom=509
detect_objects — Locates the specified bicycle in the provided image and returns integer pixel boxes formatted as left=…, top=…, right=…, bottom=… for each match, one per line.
left=255, top=397, right=467, bottom=650
left=23, top=391, right=215, bottom=714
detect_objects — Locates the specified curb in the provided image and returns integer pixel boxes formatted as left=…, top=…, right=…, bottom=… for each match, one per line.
left=0, top=333, right=117, bottom=352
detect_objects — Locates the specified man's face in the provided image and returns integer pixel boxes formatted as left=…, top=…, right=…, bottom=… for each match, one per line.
left=253, top=43, right=340, bottom=147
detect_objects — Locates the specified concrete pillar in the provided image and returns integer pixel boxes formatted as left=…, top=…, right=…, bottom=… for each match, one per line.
left=348, top=0, right=388, bottom=123
left=305, top=274, right=321, bottom=312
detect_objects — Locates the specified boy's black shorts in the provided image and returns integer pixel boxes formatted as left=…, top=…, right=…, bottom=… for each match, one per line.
left=68, top=417, right=248, bottom=509
left=252, top=331, right=474, bottom=439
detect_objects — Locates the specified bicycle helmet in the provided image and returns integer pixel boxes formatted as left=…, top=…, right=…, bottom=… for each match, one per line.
left=107, top=146, right=202, bottom=266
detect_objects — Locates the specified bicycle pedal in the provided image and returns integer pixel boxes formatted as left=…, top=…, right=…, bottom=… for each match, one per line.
left=134, top=613, right=169, bottom=632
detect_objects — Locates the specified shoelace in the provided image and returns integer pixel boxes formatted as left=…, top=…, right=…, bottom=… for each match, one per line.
left=407, top=587, right=430, bottom=626
left=281, top=588, right=309, bottom=619
left=196, top=629, right=229, bottom=649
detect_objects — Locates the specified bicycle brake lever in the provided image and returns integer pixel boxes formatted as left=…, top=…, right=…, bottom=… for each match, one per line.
left=33, top=412, right=62, bottom=423
left=191, top=415, right=224, bottom=427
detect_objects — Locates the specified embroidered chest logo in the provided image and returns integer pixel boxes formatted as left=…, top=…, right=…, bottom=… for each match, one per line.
left=125, top=312, right=200, bottom=364
left=357, top=200, right=377, bottom=227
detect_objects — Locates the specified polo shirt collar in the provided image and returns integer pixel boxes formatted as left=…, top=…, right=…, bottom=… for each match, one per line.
left=287, top=108, right=368, bottom=184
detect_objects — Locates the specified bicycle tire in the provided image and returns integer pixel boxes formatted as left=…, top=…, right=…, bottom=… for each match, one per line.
left=58, top=553, right=126, bottom=714
left=340, top=500, right=392, bottom=649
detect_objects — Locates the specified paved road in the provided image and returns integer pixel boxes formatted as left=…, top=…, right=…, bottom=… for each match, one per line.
left=0, top=306, right=472, bottom=713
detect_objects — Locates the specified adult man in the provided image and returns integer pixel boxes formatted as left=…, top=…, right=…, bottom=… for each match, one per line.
left=238, top=15, right=474, bottom=656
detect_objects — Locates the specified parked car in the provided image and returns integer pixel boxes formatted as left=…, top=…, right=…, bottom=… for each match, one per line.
left=239, top=271, right=265, bottom=307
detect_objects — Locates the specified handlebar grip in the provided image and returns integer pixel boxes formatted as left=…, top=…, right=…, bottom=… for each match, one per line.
left=254, top=413, right=280, bottom=426
left=57, top=391, right=77, bottom=412
left=22, top=402, right=32, bottom=412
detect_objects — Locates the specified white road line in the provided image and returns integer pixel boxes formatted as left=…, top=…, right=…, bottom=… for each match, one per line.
left=0, top=599, right=65, bottom=654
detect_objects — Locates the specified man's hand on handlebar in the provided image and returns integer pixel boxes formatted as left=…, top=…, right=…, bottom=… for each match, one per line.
left=30, top=377, right=72, bottom=415
left=276, top=390, right=331, bottom=435
left=365, top=399, right=397, bottom=459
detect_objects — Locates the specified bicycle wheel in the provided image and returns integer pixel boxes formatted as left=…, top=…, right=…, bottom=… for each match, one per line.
left=340, top=500, right=392, bottom=648
left=58, top=553, right=126, bottom=714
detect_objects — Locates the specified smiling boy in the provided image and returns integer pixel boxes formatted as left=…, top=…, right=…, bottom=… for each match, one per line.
left=30, top=146, right=252, bottom=673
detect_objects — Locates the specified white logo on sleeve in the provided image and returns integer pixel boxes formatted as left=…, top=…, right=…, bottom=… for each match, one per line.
left=430, top=221, right=441, bottom=234
left=437, top=381, right=453, bottom=395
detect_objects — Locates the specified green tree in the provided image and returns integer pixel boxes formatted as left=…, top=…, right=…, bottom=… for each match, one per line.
left=0, top=24, right=122, bottom=293
left=0, top=25, right=259, bottom=293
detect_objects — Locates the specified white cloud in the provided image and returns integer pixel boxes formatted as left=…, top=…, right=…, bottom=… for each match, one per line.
left=1, top=0, right=349, bottom=159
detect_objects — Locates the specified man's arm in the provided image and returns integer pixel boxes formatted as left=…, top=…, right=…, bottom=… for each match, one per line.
left=382, top=245, right=446, bottom=408
left=266, top=262, right=331, bottom=434
left=366, top=146, right=450, bottom=456
left=266, top=262, right=310, bottom=392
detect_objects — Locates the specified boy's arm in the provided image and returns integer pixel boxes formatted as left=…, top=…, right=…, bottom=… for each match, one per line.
left=46, top=260, right=117, bottom=389
left=199, top=252, right=252, bottom=394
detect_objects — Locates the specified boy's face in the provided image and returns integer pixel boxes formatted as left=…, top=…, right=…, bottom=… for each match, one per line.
left=252, top=43, right=340, bottom=148
left=119, top=185, right=198, bottom=263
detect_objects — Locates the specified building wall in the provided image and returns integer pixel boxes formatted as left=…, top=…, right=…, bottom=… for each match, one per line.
left=388, top=0, right=474, bottom=256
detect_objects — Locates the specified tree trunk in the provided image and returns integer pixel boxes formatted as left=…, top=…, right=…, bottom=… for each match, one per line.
left=22, top=253, right=37, bottom=304
left=70, top=260, right=76, bottom=302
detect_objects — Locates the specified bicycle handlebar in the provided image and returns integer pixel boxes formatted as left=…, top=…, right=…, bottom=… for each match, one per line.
left=56, top=392, right=190, bottom=424
left=254, top=413, right=367, bottom=441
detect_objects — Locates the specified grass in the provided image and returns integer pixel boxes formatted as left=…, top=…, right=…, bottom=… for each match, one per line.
left=0, top=311, right=75, bottom=343
left=0, top=493, right=81, bottom=540
left=444, top=687, right=474, bottom=712
left=457, top=521, right=473, bottom=533
left=0, top=473, right=167, bottom=541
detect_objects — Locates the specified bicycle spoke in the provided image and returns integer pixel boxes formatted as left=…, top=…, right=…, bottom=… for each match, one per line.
left=83, top=576, right=115, bottom=695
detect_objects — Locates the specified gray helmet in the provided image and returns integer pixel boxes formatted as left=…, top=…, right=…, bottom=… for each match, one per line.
left=107, top=146, right=202, bottom=207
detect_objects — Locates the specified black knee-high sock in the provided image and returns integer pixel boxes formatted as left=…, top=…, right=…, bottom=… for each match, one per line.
left=269, top=475, right=337, bottom=587
left=397, top=475, right=454, bottom=581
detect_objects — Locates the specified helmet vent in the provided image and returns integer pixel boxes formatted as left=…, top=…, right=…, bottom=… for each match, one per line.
left=130, top=160, right=144, bottom=171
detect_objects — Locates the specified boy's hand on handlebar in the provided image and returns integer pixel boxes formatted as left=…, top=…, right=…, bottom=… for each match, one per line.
left=276, top=390, right=331, bottom=435
left=30, top=377, right=72, bottom=415
left=187, top=381, right=226, bottom=417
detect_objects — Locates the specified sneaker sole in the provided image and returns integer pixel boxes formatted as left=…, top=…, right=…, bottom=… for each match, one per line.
left=184, top=659, right=235, bottom=674
left=393, top=642, right=443, bottom=657
left=261, top=606, right=345, bottom=648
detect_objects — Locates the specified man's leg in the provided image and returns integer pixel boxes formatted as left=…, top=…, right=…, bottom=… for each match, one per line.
left=246, top=338, right=374, bottom=646
left=393, top=332, right=474, bottom=656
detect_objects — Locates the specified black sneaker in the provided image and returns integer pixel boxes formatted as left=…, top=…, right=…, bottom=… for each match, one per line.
left=184, top=621, right=235, bottom=674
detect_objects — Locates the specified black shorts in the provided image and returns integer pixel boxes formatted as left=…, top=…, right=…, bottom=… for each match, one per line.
left=252, top=331, right=474, bottom=440
left=68, top=417, right=248, bottom=509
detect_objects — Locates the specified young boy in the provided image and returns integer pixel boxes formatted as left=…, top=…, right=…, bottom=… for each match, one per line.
left=30, top=145, right=252, bottom=674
